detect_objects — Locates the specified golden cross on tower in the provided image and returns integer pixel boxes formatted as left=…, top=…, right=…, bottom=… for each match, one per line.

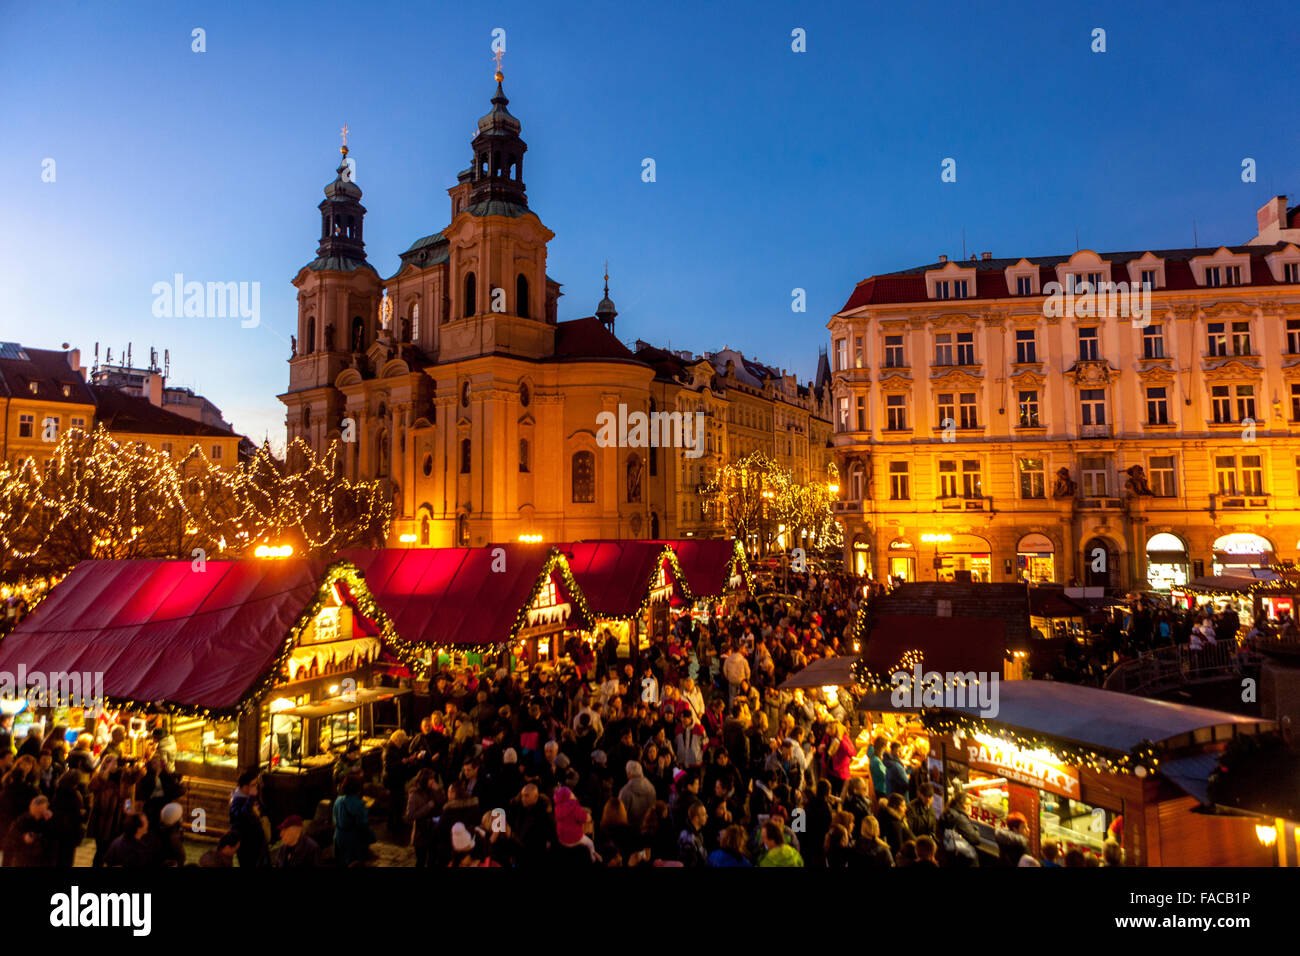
left=340, top=123, right=349, bottom=156
left=492, top=47, right=504, bottom=80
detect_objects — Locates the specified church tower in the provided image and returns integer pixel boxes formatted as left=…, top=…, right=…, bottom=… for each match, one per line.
left=438, top=64, right=558, bottom=363
left=281, top=130, right=383, bottom=453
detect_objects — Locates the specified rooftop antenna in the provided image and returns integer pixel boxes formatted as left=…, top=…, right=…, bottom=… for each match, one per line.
left=93, top=342, right=99, bottom=372
left=1075, top=227, right=1079, bottom=251
left=164, top=349, right=170, bottom=378
left=1193, top=220, right=1199, bottom=247
left=126, top=343, right=132, bottom=368
left=105, top=347, right=112, bottom=365
left=150, top=347, right=158, bottom=372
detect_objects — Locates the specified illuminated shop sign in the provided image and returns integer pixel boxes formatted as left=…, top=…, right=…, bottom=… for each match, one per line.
left=963, top=733, right=1081, bottom=799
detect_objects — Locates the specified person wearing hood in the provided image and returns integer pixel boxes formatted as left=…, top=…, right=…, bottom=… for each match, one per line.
left=618, top=760, right=657, bottom=830
left=551, top=787, right=598, bottom=865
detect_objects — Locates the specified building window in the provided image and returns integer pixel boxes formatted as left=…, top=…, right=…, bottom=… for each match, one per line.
left=837, top=396, right=850, bottom=431
left=626, top=454, right=642, bottom=503
left=1080, top=389, right=1106, bottom=426
left=1211, top=385, right=1231, bottom=423
left=1208, top=323, right=1227, bottom=356
left=161, top=442, right=173, bottom=456
left=70, top=417, right=85, bottom=430
left=1149, top=455, right=1176, bottom=497
left=1291, top=382, right=1300, bottom=421
left=1215, top=455, right=1237, bottom=494
left=1231, top=321, right=1252, bottom=355
left=464, top=272, right=477, bottom=318
left=1236, top=384, right=1256, bottom=422
left=1077, top=326, right=1099, bottom=361
left=1015, top=329, right=1036, bottom=363
left=849, top=463, right=865, bottom=500
left=938, top=460, right=957, bottom=498
left=456, top=513, right=470, bottom=547
left=1017, top=390, right=1040, bottom=427
left=853, top=336, right=864, bottom=368
left=885, top=394, right=907, bottom=431
left=889, top=461, right=909, bottom=500
left=1145, top=386, right=1169, bottom=425
left=1142, top=324, right=1164, bottom=359
left=1140, top=269, right=1157, bottom=290
left=835, top=338, right=848, bottom=371
left=883, top=335, right=904, bottom=367
left=936, top=393, right=955, bottom=428
left=955, top=332, right=975, bottom=365
left=934, top=333, right=954, bottom=367
left=411, top=303, right=420, bottom=342
left=571, top=451, right=595, bottom=502
left=1285, top=262, right=1300, bottom=283
left=958, top=393, right=978, bottom=429
left=1016, top=275, right=1034, bottom=295
left=961, top=460, right=982, bottom=498
left=855, top=395, right=867, bottom=431
left=1019, top=458, right=1045, bottom=499
left=1081, top=456, right=1108, bottom=497
left=211, top=444, right=222, bottom=460
left=17, top=414, right=33, bottom=438
left=519, top=438, right=530, bottom=473
left=1287, top=319, right=1300, bottom=354
left=420, top=515, right=430, bottom=546
left=516, top=274, right=530, bottom=319
left=460, top=438, right=472, bottom=474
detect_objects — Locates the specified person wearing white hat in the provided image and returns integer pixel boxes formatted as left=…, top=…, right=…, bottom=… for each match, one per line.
left=152, top=801, right=186, bottom=867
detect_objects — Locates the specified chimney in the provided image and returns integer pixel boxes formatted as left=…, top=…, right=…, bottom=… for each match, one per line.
left=1250, top=195, right=1293, bottom=245
left=981, top=251, right=992, bottom=260
left=938, top=255, right=948, bottom=264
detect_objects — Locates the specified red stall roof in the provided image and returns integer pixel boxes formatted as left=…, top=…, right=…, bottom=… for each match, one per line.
left=654, top=538, right=748, bottom=599
left=562, top=541, right=685, bottom=619
left=0, top=559, right=328, bottom=713
left=340, top=545, right=588, bottom=648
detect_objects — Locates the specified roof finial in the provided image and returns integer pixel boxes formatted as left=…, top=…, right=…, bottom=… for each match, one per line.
left=603, top=260, right=610, bottom=296
left=493, top=47, right=504, bottom=83
left=340, top=123, right=349, bottom=158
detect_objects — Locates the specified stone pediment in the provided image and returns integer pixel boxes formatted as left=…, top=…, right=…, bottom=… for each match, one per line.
left=1202, top=358, right=1263, bottom=382
left=927, top=313, right=980, bottom=330
left=1010, top=366, right=1047, bottom=387
left=877, top=368, right=913, bottom=386
left=1065, top=360, right=1117, bottom=386
left=929, top=367, right=984, bottom=389
left=1200, top=301, right=1256, bottom=319
left=1135, top=362, right=1177, bottom=385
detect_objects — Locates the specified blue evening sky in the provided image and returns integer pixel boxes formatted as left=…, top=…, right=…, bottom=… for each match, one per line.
left=2, top=1, right=1297, bottom=449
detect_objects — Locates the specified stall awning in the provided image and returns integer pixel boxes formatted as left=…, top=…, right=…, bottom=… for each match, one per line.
left=1158, top=752, right=1221, bottom=806
left=778, top=656, right=857, bottom=690
left=933, top=680, right=1272, bottom=753
left=340, top=546, right=589, bottom=649
left=655, top=538, right=748, bottom=599
left=276, top=686, right=410, bottom=719
left=0, top=558, right=328, bottom=713
left=562, top=541, right=685, bottom=618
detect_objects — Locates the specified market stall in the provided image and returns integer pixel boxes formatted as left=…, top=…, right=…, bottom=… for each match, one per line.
left=657, top=538, right=750, bottom=624
left=925, top=680, right=1276, bottom=865
left=0, top=557, right=415, bottom=825
left=563, top=540, right=692, bottom=667
left=1177, top=567, right=1300, bottom=632
left=341, top=544, right=594, bottom=684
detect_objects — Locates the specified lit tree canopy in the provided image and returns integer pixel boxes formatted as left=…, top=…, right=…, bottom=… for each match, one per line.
left=0, top=427, right=390, bottom=580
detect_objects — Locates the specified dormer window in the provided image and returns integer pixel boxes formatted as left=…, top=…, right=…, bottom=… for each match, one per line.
left=1004, top=259, right=1038, bottom=296
left=1068, top=272, right=1103, bottom=292
left=28, top=381, right=38, bottom=395
left=935, top=279, right=968, bottom=299
left=1192, top=249, right=1250, bottom=287
left=1204, top=265, right=1241, bottom=287
left=1140, top=269, right=1158, bottom=290
left=1016, top=276, right=1034, bottom=295
left=1287, top=262, right=1300, bottom=283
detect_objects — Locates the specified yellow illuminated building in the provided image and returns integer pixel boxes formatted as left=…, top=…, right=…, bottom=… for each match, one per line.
left=829, top=195, right=1300, bottom=589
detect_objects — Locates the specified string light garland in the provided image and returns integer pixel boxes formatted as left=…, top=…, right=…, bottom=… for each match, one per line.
left=0, top=426, right=390, bottom=580
left=697, top=450, right=839, bottom=553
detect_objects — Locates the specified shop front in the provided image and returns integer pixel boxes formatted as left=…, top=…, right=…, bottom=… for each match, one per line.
left=1016, top=533, right=1057, bottom=584
left=1213, top=532, right=1274, bottom=576
left=887, top=538, right=916, bottom=583
left=659, top=537, right=750, bottom=622
left=1146, top=532, right=1190, bottom=592
left=927, top=533, right=991, bottom=583
left=850, top=537, right=871, bottom=578
left=926, top=681, right=1277, bottom=866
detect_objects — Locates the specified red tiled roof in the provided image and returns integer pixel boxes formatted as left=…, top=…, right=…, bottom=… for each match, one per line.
left=91, top=386, right=237, bottom=438
left=554, top=316, right=643, bottom=362
left=0, top=346, right=95, bottom=405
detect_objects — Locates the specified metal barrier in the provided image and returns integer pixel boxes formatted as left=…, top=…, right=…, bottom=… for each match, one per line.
left=1103, top=641, right=1248, bottom=696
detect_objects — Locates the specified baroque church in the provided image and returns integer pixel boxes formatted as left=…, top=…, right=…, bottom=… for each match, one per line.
left=279, top=65, right=661, bottom=548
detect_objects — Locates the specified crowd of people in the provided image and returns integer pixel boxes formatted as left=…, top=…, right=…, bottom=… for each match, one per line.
left=0, top=563, right=1141, bottom=868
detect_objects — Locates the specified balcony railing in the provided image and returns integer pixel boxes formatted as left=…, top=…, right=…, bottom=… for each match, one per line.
left=1078, top=496, right=1123, bottom=510
left=938, top=496, right=987, bottom=511
left=833, top=500, right=869, bottom=515
left=1214, top=494, right=1269, bottom=510
left=1079, top=423, right=1112, bottom=438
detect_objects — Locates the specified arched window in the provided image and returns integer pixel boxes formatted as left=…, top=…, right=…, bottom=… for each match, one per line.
left=456, top=513, right=470, bottom=547
left=411, top=303, right=420, bottom=343
left=849, top=462, right=865, bottom=501
left=516, top=274, right=530, bottom=318
left=306, top=317, right=316, bottom=354
left=420, top=514, right=430, bottom=546
left=572, top=451, right=595, bottom=503
left=464, top=272, right=476, bottom=318
left=519, top=438, right=530, bottom=473
left=650, top=512, right=660, bottom=539
left=460, top=438, right=472, bottom=474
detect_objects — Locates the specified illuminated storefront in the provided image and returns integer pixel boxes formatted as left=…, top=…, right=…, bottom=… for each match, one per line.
left=887, top=538, right=916, bottom=582
left=1016, top=533, right=1056, bottom=584
left=1146, top=532, right=1189, bottom=592
left=1213, top=533, right=1274, bottom=575
left=928, top=533, right=991, bottom=583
